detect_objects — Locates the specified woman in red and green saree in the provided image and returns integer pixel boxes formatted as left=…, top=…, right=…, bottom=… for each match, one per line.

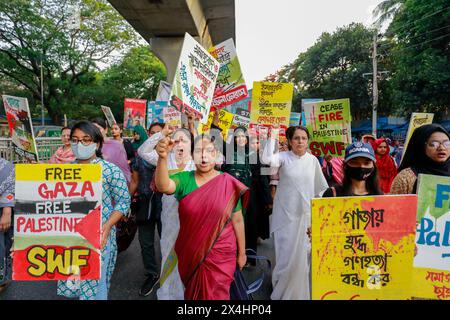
left=155, top=132, right=248, bottom=300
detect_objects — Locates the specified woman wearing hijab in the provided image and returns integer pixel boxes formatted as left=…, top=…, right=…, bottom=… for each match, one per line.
left=48, top=127, right=76, bottom=164
left=131, top=125, right=149, bottom=152
left=370, top=138, right=397, bottom=194
left=390, top=124, right=450, bottom=194
left=261, top=126, right=328, bottom=300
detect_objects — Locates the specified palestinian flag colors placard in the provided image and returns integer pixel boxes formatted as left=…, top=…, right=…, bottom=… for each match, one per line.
left=13, top=164, right=102, bottom=281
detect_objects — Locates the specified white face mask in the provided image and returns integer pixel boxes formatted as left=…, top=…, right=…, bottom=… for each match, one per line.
left=71, top=142, right=97, bottom=160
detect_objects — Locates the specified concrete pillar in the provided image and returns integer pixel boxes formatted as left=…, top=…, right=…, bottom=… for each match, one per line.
left=149, top=37, right=185, bottom=83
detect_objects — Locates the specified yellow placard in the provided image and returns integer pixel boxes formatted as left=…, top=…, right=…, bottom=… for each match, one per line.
left=250, top=82, right=293, bottom=130
left=198, top=109, right=235, bottom=140
left=311, top=195, right=417, bottom=300
left=401, top=113, right=434, bottom=164
left=15, top=164, right=102, bottom=182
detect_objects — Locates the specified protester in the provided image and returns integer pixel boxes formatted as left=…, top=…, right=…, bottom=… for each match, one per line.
left=370, top=138, right=397, bottom=193
left=155, top=132, right=248, bottom=300
left=138, top=123, right=196, bottom=300
left=0, top=157, right=15, bottom=294
left=261, top=126, right=328, bottom=300
left=131, top=125, right=149, bottom=152
left=92, top=118, right=131, bottom=184
left=322, top=154, right=344, bottom=188
left=48, top=127, right=75, bottom=164
left=129, top=125, right=163, bottom=297
left=57, top=121, right=130, bottom=300
left=390, top=124, right=450, bottom=194
left=111, top=123, right=135, bottom=163
left=322, top=142, right=383, bottom=197
left=248, top=133, right=272, bottom=247
left=221, top=127, right=257, bottom=265
left=362, top=134, right=376, bottom=144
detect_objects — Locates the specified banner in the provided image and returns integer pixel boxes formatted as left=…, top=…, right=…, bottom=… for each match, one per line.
left=311, top=195, right=417, bottom=300
left=209, top=39, right=248, bottom=110
left=163, top=107, right=182, bottom=130
left=304, top=98, right=352, bottom=158
left=226, top=89, right=252, bottom=115
left=412, top=174, right=450, bottom=300
left=12, top=164, right=102, bottom=281
left=401, top=113, right=434, bottom=164
left=168, top=33, right=220, bottom=124
left=199, top=109, right=235, bottom=140
left=250, top=82, right=293, bottom=137
left=156, top=81, right=172, bottom=102
left=2, top=95, right=38, bottom=162
left=101, top=105, right=116, bottom=127
left=124, top=98, right=147, bottom=129
left=290, top=112, right=302, bottom=126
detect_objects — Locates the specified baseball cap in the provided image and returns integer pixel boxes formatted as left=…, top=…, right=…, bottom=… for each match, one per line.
left=344, top=142, right=376, bottom=162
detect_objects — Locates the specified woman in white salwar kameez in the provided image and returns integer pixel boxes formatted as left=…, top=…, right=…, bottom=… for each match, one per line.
left=138, top=125, right=195, bottom=300
left=261, top=126, right=328, bottom=300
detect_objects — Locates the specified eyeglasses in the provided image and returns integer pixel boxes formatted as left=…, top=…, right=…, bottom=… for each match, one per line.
left=426, top=140, right=450, bottom=149
left=71, top=137, right=93, bottom=146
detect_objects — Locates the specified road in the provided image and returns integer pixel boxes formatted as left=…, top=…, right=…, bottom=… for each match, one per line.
left=0, top=232, right=274, bottom=300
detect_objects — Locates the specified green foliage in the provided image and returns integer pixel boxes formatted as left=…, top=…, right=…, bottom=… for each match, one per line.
left=0, top=0, right=158, bottom=124
left=386, top=0, right=450, bottom=117
left=277, top=23, right=390, bottom=119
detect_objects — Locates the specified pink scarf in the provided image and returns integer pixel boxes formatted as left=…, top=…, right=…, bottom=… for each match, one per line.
left=48, top=146, right=76, bottom=164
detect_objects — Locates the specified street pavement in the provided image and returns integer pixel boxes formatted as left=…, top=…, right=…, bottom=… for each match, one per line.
left=1, top=232, right=274, bottom=300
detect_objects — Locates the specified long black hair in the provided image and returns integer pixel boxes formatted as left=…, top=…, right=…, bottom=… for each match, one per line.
left=341, top=162, right=383, bottom=196
left=91, top=117, right=107, bottom=130
left=70, top=121, right=104, bottom=158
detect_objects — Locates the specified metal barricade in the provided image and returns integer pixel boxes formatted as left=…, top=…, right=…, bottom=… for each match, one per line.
left=0, top=137, right=63, bottom=163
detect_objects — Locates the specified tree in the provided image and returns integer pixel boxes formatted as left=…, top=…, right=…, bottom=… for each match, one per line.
left=95, top=45, right=166, bottom=122
left=276, top=23, right=391, bottom=119
left=0, top=0, right=138, bottom=124
left=372, top=0, right=406, bottom=28
left=387, top=0, right=450, bottom=117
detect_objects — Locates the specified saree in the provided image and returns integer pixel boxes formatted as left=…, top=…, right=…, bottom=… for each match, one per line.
left=174, top=173, right=249, bottom=300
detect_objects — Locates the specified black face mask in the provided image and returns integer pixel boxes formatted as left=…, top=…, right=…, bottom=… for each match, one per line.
left=345, top=165, right=374, bottom=181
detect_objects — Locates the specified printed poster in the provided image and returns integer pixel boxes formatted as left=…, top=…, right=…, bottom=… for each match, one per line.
left=304, top=98, right=352, bottom=158
left=199, top=109, right=235, bottom=140
left=101, top=105, right=116, bottom=127
left=226, top=89, right=252, bottom=115
left=311, top=195, right=417, bottom=300
left=2, top=95, right=39, bottom=162
left=290, top=112, right=302, bottom=126
left=231, top=108, right=250, bottom=129
left=250, top=82, right=293, bottom=137
left=124, top=98, right=147, bottom=129
left=12, top=164, right=102, bottom=281
left=413, top=174, right=450, bottom=300
left=401, top=113, right=434, bottom=164
left=163, top=107, right=182, bottom=130
left=168, top=33, right=220, bottom=124
left=209, top=39, right=248, bottom=110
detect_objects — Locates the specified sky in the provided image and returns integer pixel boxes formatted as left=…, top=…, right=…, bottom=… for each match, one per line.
left=235, top=0, right=384, bottom=88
